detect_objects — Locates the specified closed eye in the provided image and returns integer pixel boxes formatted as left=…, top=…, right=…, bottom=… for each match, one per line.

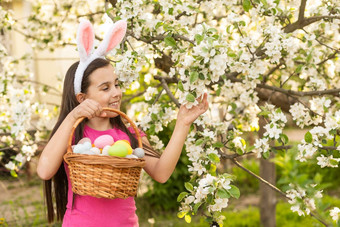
left=102, top=85, right=110, bottom=91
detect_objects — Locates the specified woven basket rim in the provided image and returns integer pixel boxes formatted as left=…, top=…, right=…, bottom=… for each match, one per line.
left=64, top=152, right=145, bottom=168
left=63, top=107, right=146, bottom=166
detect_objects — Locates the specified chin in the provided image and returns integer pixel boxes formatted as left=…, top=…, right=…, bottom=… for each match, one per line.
left=106, top=111, right=119, bottom=118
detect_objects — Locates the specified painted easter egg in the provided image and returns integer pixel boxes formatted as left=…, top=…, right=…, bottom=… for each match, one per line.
left=108, top=144, right=128, bottom=157
left=82, top=141, right=93, bottom=150
left=133, top=148, right=145, bottom=158
left=125, top=154, right=138, bottom=159
left=78, top=137, right=91, bottom=145
left=101, top=145, right=111, bottom=155
left=114, top=140, right=133, bottom=155
left=94, top=135, right=114, bottom=149
left=73, top=144, right=83, bottom=154
left=90, top=147, right=101, bottom=155
left=73, top=141, right=92, bottom=154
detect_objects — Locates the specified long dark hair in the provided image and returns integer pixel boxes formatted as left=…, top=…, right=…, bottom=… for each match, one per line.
left=43, top=58, right=139, bottom=223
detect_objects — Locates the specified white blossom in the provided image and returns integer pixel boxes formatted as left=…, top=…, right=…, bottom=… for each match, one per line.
left=330, top=207, right=340, bottom=222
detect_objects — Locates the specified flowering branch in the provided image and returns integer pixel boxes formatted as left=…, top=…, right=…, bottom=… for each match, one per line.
left=231, top=158, right=288, bottom=198
left=232, top=158, right=330, bottom=226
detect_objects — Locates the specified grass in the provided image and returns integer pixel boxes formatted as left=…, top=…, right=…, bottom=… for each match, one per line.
left=1, top=174, right=340, bottom=227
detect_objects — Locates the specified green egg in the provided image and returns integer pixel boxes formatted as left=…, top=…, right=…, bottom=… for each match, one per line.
left=108, top=144, right=128, bottom=157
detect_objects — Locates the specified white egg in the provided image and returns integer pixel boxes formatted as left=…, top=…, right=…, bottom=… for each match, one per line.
left=101, top=145, right=111, bottom=155
left=83, top=141, right=92, bottom=150
left=133, top=148, right=145, bottom=158
left=90, top=147, right=101, bottom=155
left=73, top=144, right=84, bottom=154
left=125, top=154, right=138, bottom=159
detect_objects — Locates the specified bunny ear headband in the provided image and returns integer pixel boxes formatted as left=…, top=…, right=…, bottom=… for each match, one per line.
left=74, top=19, right=127, bottom=95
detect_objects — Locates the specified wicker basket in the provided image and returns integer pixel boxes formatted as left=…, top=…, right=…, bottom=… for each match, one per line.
left=63, top=107, right=146, bottom=199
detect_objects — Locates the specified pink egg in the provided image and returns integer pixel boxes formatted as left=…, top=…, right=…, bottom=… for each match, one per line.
left=78, top=137, right=92, bottom=144
left=94, top=135, right=114, bottom=149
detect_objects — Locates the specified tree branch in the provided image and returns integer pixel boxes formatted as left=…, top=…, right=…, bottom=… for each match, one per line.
left=298, top=0, right=307, bottom=21
left=160, top=79, right=181, bottom=108
left=232, top=158, right=288, bottom=198
left=284, top=15, right=340, bottom=33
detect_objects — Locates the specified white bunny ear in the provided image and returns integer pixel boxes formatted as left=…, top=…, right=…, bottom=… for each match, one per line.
left=74, top=20, right=95, bottom=94
left=73, top=20, right=127, bottom=95
left=95, top=20, right=127, bottom=56
left=77, top=19, right=95, bottom=62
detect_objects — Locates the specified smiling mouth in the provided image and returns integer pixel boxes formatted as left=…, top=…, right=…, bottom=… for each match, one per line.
left=109, top=101, right=120, bottom=108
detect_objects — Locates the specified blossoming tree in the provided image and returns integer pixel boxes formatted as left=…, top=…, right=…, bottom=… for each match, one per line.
left=1, top=0, right=340, bottom=226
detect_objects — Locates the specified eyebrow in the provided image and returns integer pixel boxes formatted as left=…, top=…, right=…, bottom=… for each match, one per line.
left=97, top=78, right=119, bottom=88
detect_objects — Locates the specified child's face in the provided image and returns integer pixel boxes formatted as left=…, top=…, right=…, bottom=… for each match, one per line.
left=85, top=64, right=122, bottom=117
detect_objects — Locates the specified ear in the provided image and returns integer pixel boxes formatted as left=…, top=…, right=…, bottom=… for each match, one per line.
left=77, top=19, right=95, bottom=62
left=76, top=93, right=86, bottom=103
left=95, top=20, right=127, bottom=56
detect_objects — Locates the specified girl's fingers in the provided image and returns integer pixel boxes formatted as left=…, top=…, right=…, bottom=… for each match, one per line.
left=84, top=100, right=104, bottom=118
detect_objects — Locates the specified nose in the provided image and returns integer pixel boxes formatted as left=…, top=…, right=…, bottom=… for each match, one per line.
left=111, top=85, right=121, bottom=98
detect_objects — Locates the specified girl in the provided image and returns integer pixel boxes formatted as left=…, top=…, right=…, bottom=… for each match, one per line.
left=37, top=20, right=208, bottom=226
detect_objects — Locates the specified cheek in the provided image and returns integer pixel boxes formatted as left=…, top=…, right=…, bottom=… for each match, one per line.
left=106, top=112, right=119, bottom=118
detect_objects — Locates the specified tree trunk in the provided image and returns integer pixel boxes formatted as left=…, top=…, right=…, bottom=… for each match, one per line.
left=259, top=117, right=277, bottom=227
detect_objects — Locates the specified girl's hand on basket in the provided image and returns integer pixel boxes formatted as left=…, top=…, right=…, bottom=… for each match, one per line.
left=71, top=99, right=107, bottom=121
left=177, top=93, right=209, bottom=127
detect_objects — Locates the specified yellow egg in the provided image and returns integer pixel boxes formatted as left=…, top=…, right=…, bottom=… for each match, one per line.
left=114, top=140, right=133, bottom=155
left=108, top=144, right=128, bottom=157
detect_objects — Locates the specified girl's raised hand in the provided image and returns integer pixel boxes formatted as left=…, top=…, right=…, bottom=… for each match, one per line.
left=177, top=93, right=209, bottom=126
left=70, top=99, right=107, bottom=121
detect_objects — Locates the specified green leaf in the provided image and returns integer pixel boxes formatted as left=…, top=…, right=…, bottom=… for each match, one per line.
left=186, top=93, right=196, bottom=102
left=195, top=138, right=204, bottom=146
left=185, top=182, right=194, bottom=192
left=243, top=0, right=252, bottom=12
left=177, top=211, right=186, bottom=218
left=258, top=110, right=271, bottom=116
left=279, top=134, right=289, bottom=144
left=227, top=52, right=237, bottom=58
left=177, top=192, right=189, bottom=202
left=260, top=0, right=268, bottom=7
left=313, top=173, right=322, bottom=184
left=208, top=153, right=220, bottom=163
left=164, top=36, right=176, bottom=48
left=189, top=71, right=199, bottom=84
left=178, top=80, right=184, bottom=92
left=304, top=131, right=313, bottom=143
left=262, top=151, right=270, bottom=159
left=209, top=164, right=217, bottom=176
left=10, top=170, right=18, bottom=178
left=213, top=142, right=224, bottom=148
left=194, top=34, right=204, bottom=44
left=207, top=28, right=218, bottom=34
left=236, top=148, right=244, bottom=155
left=217, top=188, right=231, bottom=198
left=216, top=87, right=221, bottom=96
left=295, top=64, right=303, bottom=73
left=199, top=73, right=205, bottom=80
left=306, top=53, right=312, bottom=63
left=227, top=25, right=233, bottom=33
left=155, top=22, right=163, bottom=29
left=228, top=185, right=240, bottom=199
left=330, top=159, right=339, bottom=166
left=151, top=113, right=158, bottom=121
left=193, top=202, right=203, bottom=213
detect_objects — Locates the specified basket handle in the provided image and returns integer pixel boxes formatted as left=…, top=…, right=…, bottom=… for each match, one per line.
left=67, top=107, right=143, bottom=154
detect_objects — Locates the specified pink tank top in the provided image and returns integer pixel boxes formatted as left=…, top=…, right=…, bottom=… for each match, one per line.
left=63, top=124, right=145, bottom=227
